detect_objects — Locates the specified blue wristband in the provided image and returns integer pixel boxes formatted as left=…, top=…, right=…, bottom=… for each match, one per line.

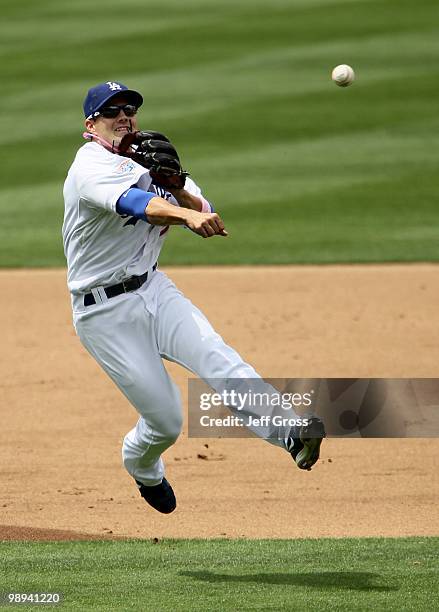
left=116, top=188, right=156, bottom=222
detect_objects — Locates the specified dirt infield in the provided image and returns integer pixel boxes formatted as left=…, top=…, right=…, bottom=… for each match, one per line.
left=1, top=265, right=438, bottom=540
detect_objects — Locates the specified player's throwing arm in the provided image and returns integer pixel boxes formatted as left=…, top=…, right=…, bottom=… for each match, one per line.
left=144, top=195, right=228, bottom=238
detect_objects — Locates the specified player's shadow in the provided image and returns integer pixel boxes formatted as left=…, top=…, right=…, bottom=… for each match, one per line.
left=180, top=571, right=397, bottom=592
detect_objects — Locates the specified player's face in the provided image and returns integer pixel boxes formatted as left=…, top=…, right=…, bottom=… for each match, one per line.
left=85, top=95, right=139, bottom=145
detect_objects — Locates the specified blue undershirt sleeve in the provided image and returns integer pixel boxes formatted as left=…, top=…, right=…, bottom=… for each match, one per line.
left=116, top=188, right=156, bottom=222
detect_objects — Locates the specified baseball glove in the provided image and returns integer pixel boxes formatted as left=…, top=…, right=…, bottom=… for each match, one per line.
left=118, top=130, right=189, bottom=190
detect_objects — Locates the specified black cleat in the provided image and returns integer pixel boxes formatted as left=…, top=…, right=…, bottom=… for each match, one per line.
left=286, top=417, right=326, bottom=471
left=135, top=478, right=176, bottom=514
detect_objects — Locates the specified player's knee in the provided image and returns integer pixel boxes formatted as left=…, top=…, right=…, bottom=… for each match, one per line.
left=162, top=408, right=183, bottom=443
left=141, top=396, right=182, bottom=444
left=201, top=344, right=251, bottom=380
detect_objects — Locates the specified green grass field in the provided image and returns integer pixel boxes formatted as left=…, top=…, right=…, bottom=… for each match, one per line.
left=0, top=538, right=437, bottom=611
left=1, top=0, right=439, bottom=266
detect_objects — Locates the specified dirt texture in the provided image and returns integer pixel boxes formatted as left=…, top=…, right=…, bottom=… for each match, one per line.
left=1, top=265, right=438, bottom=540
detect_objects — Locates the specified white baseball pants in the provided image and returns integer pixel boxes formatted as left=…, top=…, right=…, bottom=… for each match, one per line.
left=74, top=271, right=294, bottom=485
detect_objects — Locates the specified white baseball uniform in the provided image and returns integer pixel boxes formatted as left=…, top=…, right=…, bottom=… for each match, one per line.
left=63, top=141, right=297, bottom=486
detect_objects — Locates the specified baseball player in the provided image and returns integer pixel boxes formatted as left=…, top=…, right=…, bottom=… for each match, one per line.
left=62, top=81, right=325, bottom=514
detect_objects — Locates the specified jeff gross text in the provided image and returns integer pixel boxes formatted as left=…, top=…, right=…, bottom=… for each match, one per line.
left=199, top=415, right=310, bottom=428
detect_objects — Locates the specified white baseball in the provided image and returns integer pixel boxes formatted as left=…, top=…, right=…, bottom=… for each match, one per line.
left=331, top=64, right=355, bottom=87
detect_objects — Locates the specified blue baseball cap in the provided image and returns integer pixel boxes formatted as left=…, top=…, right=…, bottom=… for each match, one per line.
left=83, top=81, right=143, bottom=118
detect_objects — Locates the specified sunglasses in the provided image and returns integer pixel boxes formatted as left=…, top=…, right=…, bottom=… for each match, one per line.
left=94, top=104, right=138, bottom=119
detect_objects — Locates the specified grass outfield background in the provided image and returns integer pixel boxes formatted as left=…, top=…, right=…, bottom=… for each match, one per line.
left=1, top=0, right=439, bottom=266
left=0, top=538, right=437, bottom=611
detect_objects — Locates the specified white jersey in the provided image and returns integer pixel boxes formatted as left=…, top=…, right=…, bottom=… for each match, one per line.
left=62, top=141, right=203, bottom=295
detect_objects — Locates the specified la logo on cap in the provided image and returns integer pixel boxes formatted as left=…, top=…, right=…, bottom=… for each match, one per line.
left=107, top=82, right=122, bottom=91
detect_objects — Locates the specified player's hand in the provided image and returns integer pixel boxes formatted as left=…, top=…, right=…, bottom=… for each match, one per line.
left=184, top=210, right=228, bottom=238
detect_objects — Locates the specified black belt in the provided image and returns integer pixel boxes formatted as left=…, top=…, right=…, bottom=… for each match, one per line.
left=84, top=263, right=157, bottom=307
